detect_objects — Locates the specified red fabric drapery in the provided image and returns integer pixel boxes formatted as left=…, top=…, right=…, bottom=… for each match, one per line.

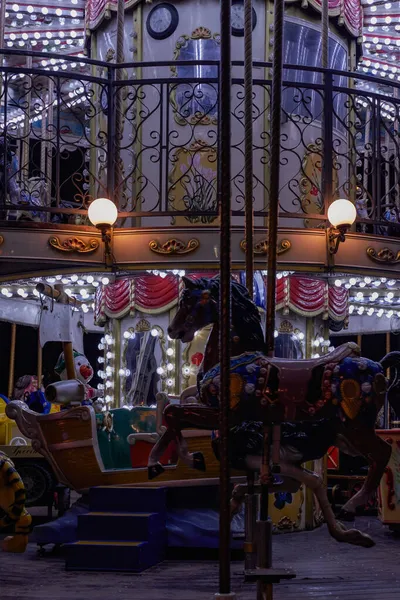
left=95, top=274, right=348, bottom=325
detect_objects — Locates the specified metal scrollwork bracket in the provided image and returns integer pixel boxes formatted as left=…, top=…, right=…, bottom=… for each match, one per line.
left=366, top=246, right=400, bottom=265
left=240, top=239, right=291, bottom=256
left=149, top=238, right=200, bottom=255
left=48, top=236, right=100, bottom=254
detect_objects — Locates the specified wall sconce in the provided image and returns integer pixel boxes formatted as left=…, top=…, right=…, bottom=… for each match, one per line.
left=327, top=199, right=357, bottom=255
left=88, top=198, right=118, bottom=267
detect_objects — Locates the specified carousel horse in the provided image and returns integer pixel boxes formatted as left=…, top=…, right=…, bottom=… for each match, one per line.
left=0, top=450, right=32, bottom=552
left=148, top=276, right=400, bottom=546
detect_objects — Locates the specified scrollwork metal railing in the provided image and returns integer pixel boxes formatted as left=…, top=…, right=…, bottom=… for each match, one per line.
left=0, top=49, right=399, bottom=236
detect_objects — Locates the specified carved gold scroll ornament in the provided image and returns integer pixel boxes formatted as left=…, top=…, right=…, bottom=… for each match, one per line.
left=48, top=236, right=100, bottom=254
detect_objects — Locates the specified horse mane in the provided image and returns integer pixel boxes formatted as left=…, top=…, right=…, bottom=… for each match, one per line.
left=192, top=276, right=266, bottom=352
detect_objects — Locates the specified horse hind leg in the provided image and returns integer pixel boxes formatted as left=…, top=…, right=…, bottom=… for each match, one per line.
left=279, top=462, right=375, bottom=548
left=338, top=430, right=392, bottom=521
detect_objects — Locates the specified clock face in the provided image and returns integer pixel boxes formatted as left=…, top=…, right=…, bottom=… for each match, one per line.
left=147, top=3, right=179, bottom=40
left=231, top=1, right=257, bottom=37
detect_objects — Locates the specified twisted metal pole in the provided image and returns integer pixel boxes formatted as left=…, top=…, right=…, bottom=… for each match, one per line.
left=258, top=0, right=284, bottom=597
left=322, top=0, right=329, bottom=71
left=217, top=0, right=233, bottom=596
left=265, top=0, right=284, bottom=356
left=244, top=0, right=254, bottom=298
left=114, top=0, right=125, bottom=210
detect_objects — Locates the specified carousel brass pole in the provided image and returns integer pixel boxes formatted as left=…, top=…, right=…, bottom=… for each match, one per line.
left=321, top=0, right=329, bottom=72
left=216, top=0, right=234, bottom=597
left=244, top=0, right=254, bottom=298
left=0, top=0, right=6, bottom=109
left=114, top=0, right=125, bottom=212
left=8, top=324, right=17, bottom=398
left=259, top=0, right=284, bottom=597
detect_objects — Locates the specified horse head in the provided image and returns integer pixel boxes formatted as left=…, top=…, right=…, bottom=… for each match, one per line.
left=168, top=276, right=218, bottom=343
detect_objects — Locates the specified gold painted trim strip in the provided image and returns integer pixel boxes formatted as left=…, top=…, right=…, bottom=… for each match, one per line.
left=366, top=246, right=400, bottom=264
left=49, top=236, right=100, bottom=254
left=240, top=238, right=291, bottom=256
left=149, top=238, right=200, bottom=255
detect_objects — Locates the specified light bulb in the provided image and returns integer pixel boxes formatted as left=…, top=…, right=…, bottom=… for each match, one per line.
left=86, top=275, right=94, bottom=283
left=151, top=328, right=159, bottom=337
left=123, top=331, right=132, bottom=339
left=71, top=274, right=78, bottom=282
left=166, top=348, right=174, bottom=356
left=349, top=278, right=357, bottom=286
left=327, top=199, right=357, bottom=228
left=98, top=356, right=104, bottom=364
left=88, top=198, right=118, bottom=227
left=334, top=280, right=342, bottom=287
left=101, top=277, right=109, bottom=285
left=167, top=363, right=174, bottom=372
left=156, top=367, right=165, bottom=375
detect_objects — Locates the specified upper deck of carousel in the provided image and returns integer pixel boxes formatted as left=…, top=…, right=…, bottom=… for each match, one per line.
left=0, top=0, right=399, bottom=280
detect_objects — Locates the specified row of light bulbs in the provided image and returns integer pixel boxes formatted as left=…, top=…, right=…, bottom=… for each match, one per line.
left=349, top=305, right=400, bottom=317
left=7, top=4, right=82, bottom=16
left=334, top=276, right=398, bottom=288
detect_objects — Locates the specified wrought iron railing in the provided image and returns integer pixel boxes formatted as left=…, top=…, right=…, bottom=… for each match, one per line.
left=0, top=49, right=399, bottom=236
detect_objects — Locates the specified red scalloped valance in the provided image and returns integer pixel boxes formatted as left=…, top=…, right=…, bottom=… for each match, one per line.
left=95, top=274, right=348, bottom=325
left=275, top=276, right=348, bottom=321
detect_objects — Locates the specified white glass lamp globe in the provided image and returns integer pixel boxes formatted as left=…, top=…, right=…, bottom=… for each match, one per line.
left=88, top=198, right=118, bottom=227
left=327, top=199, right=357, bottom=228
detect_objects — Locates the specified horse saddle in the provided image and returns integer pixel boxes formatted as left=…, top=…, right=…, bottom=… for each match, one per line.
left=266, top=342, right=361, bottom=420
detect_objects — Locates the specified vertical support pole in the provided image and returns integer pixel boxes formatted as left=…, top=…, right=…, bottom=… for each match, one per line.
left=384, top=332, right=391, bottom=429
left=21, top=53, right=33, bottom=183
left=259, top=1, right=284, bottom=598
left=114, top=0, right=125, bottom=211
left=321, top=0, right=333, bottom=220
left=37, top=332, right=43, bottom=390
left=265, top=0, right=284, bottom=356
left=216, top=0, right=233, bottom=597
left=244, top=0, right=254, bottom=298
left=0, top=0, right=6, bottom=114
left=113, top=319, right=121, bottom=407
left=54, top=284, right=76, bottom=380
left=8, top=324, right=17, bottom=398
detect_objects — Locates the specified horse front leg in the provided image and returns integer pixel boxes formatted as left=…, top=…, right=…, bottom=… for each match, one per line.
left=279, top=462, right=375, bottom=548
left=148, top=404, right=219, bottom=479
left=338, top=429, right=392, bottom=520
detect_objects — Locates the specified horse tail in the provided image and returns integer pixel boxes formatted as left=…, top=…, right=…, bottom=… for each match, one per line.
left=380, top=351, right=400, bottom=418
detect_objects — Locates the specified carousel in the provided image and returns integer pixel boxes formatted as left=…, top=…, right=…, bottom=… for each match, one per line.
left=1, top=0, right=400, bottom=595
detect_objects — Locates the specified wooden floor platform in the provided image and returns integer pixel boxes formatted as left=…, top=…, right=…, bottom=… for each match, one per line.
left=1, top=517, right=400, bottom=599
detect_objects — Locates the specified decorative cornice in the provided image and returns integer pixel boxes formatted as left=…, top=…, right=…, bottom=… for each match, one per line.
left=48, top=236, right=100, bottom=254
left=366, top=246, right=400, bottom=264
left=240, top=238, right=291, bottom=256
left=149, top=238, right=200, bottom=255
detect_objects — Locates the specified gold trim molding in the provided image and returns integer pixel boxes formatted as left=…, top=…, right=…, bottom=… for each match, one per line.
left=149, top=238, right=200, bottom=255
left=240, top=238, right=291, bottom=256
left=48, top=236, right=100, bottom=254
left=366, top=246, right=400, bottom=264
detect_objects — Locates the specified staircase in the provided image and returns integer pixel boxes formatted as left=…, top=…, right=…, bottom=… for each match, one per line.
left=65, top=486, right=167, bottom=572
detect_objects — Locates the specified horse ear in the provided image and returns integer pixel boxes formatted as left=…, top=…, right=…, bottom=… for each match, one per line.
left=182, top=276, right=196, bottom=290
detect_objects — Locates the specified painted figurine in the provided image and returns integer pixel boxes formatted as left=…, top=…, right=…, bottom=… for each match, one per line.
left=54, top=349, right=101, bottom=407
left=0, top=450, right=32, bottom=552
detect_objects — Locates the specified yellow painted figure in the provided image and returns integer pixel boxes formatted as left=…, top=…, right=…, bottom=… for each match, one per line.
left=0, top=450, right=32, bottom=552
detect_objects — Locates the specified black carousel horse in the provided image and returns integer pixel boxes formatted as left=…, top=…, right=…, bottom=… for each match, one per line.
left=148, top=276, right=400, bottom=547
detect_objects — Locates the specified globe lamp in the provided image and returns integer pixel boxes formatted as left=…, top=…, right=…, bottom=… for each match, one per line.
left=327, top=198, right=356, bottom=255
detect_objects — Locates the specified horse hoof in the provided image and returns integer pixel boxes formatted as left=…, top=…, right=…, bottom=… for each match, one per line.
left=192, top=452, right=206, bottom=472
left=148, top=463, right=165, bottom=480
left=337, top=509, right=355, bottom=522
